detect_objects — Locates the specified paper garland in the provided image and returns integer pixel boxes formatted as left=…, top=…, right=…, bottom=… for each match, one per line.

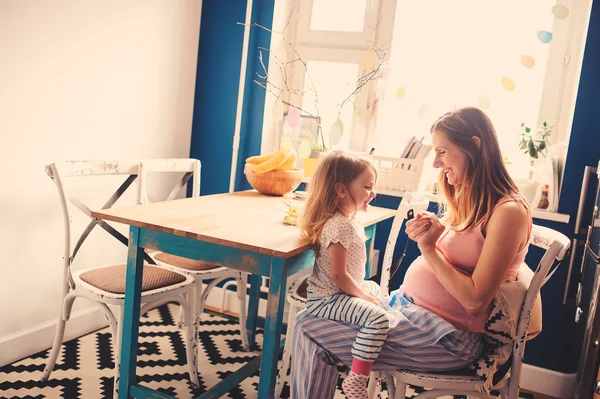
left=287, top=107, right=300, bottom=127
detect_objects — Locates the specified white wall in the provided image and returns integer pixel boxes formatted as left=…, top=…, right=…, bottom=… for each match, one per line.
left=0, top=0, right=202, bottom=366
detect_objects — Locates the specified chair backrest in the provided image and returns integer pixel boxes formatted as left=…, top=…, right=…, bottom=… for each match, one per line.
left=138, top=158, right=201, bottom=205
left=46, top=161, right=140, bottom=287
left=507, top=224, right=570, bottom=397
left=378, top=192, right=430, bottom=294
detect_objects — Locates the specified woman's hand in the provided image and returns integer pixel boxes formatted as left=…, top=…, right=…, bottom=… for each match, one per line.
left=406, top=212, right=432, bottom=242
left=406, top=212, right=444, bottom=251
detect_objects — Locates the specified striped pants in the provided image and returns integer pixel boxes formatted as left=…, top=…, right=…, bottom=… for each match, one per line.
left=290, top=302, right=484, bottom=399
left=307, top=282, right=389, bottom=362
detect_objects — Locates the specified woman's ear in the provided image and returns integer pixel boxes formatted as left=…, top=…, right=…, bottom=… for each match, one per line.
left=334, top=182, right=347, bottom=198
left=472, top=136, right=481, bottom=149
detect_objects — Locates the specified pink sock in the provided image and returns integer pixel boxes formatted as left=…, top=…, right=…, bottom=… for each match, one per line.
left=351, top=358, right=372, bottom=376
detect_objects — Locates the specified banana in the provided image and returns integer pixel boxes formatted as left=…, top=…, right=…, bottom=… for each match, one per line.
left=274, top=150, right=297, bottom=170
left=246, top=149, right=281, bottom=165
left=252, top=148, right=291, bottom=174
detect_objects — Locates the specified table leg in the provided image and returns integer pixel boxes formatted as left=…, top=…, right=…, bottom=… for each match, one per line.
left=246, top=273, right=262, bottom=348
left=257, top=257, right=288, bottom=399
left=118, top=227, right=145, bottom=398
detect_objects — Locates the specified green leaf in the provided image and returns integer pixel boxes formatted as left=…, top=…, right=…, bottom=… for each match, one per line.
left=539, top=141, right=546, bottom=150
left=543, top=121, right=547, bottom=127
left=525, top=127, right=531, bottom=133
left=528, top=140, right=538, bottom=158
left=521, top=122, right=525, bottom=127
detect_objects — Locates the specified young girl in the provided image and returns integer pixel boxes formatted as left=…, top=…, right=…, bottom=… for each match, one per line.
left=301, top=150, right=389, bottom=399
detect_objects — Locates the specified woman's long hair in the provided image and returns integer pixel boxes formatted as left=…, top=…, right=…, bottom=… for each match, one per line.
left=432, top=106, right=529, bottom=231
left=301, top=150, right=377, bottom=253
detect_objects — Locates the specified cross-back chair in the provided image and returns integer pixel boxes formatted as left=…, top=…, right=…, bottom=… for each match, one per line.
left=137, top=158, right=249, bottom=353
left=42, top=161, right=199, bottom=397
left=377, top=224, right=570, bottom=399
left=274, top=192, right=430, bottom=398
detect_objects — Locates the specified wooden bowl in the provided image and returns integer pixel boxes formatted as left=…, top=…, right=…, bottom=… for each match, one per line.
left=244, top=164, right=304, bottom=196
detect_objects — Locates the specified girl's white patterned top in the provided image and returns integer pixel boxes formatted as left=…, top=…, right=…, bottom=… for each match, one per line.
left=307, top=212, right=367, bottom=299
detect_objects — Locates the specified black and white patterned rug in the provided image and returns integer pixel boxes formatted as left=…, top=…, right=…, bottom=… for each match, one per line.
left=0, top=303, right=509, bottom=398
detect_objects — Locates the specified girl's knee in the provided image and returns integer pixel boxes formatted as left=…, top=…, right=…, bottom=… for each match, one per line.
left=366, top=309, right=390, bottom=329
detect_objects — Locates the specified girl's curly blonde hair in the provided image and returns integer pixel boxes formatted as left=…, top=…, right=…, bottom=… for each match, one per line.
left=300, top=150, right=377, bottom=253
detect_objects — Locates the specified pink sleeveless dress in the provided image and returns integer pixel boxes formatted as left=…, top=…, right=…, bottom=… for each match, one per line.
left=400, top=199, right=531, bottom=333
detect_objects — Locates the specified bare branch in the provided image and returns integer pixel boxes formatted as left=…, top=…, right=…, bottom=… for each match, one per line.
left=247, top=1, right=388, bottom=151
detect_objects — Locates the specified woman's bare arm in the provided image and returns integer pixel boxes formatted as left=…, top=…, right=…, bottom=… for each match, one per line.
left=411, top=202, right=529, bottom=316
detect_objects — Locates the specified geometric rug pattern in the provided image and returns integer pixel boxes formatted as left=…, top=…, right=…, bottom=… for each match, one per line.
left=0, top=303, right=516, bottom=398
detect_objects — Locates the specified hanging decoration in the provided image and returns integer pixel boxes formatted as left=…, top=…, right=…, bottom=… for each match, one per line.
left=298, top=139, right=312, bottom=159
left=329, top=119, right=344, bottom=145
left=362, top=48, right=378, bottom=73
left=395, top=87, right=406, bottom=99
left=287, top=107, right=300, bottom=127
left=501, top=77, right=515, bottom=92
left=551, top=5, right=569, bottom=19
left=478, top=95, right=490, bottom=110
left=521, top=55, right=536, bottom=69
left=379, top=66, right=392, bottom=80
left=280, top=135, right=293, bottom=151
left=537, top=30, right=553, bottom=44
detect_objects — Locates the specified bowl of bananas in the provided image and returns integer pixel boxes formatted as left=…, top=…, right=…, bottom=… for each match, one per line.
left=245, top=148, right=304, bottom=196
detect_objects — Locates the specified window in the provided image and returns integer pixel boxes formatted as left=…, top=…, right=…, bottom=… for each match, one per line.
left=260, top=0, right=393, bottom=159
left=260, top=0, right=591, bottom=182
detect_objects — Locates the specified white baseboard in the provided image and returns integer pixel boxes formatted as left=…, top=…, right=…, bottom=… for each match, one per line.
left=204, top=285, right=269, bottom=317
left=0, top=307, right=109, bottom=368
left=521, top=363, right=577, bottom=398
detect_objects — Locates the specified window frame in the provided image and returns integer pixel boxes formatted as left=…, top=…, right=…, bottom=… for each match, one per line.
left=261, top=0, right=591, bottom=166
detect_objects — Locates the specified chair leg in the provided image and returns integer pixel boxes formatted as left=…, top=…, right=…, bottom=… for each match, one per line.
left=190, top=279, right=202, bottom=369
left=193, top=279, right=204, bottom=325
left=394, top=379, right=407, bottom=399
left=41, top=314, right=67, bottom=381
left=113, top=306, right=124, bottom=399
left=235, top=272, right=249, bottom=350
left=179, top=296, right=200, bottom=388
left=367, top=371, right=379, bottom=399
left=41, top=292, right=77, bottom=381
left=176, top=291, right=187, bottom=328
left=220, top=279, right=237, bottom=313
left=274, top=302, right=300, bottom=399
left=384, top=373, right=396, bottom=399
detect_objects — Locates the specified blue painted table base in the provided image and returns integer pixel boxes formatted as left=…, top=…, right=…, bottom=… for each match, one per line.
left=118, top=224, right=376, bottom=399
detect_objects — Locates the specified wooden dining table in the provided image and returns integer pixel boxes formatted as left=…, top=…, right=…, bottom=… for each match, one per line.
left=92, top=190, right=396, bottom=399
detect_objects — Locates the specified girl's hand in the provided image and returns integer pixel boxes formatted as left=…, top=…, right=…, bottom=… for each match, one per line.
left=363, top=292, right=379, bottom=306
left=415, top=212, right=445, bottom=252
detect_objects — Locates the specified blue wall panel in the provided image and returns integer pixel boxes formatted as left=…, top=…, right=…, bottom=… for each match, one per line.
left=191, top=0, right=273, bottom=195
left=559, top=0, right=600, bottom=219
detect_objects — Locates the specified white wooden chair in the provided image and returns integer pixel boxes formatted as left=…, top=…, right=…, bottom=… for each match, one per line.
left=377, top=224, right=570, bottom=399
left=274, top=192, right=430, bottom=398
left=42, top=161, right=199, bottom=397
left=137, top=158, right=249, bottom=353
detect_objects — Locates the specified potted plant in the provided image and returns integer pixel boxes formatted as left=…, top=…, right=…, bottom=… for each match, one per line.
left=518, top=121, right=552, bottom=179
left=515, top=121, right=552, bottom=205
